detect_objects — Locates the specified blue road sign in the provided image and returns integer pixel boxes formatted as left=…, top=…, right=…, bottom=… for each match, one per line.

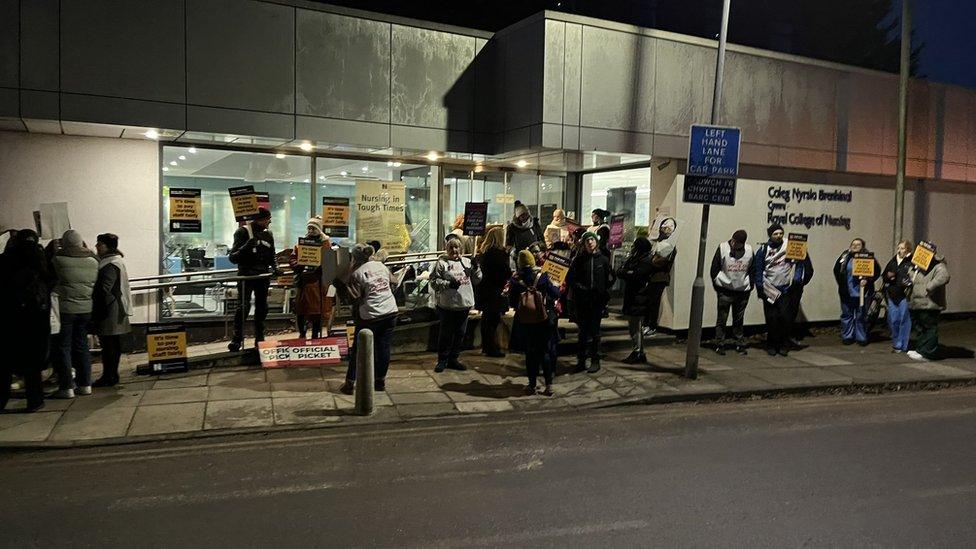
left=683, top=176, right=736, bottom=206
left=687, top=124, right=741, bottom=179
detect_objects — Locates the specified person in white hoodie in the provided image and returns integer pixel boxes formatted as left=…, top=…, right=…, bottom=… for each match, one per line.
left=430, top=236, right=482, bottom=372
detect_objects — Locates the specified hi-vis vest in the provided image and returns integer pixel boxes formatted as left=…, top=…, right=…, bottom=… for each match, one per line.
left=714, top=241, right=754, bottom=291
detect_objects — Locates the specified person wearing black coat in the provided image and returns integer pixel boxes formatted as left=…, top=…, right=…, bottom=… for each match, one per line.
left=566, top=231, right=613, bottom=374
left=228, top=208, right=276, bottom=351
left=882, top=240, right=914, bottom=352
left=506, top=204, right=546, bottom=254
left=476, top=227, right=512, bottom=357
left=0, top=230, right=56, bottom=413
left=617, top=237, right=654, bottom=364
left=832, top=238, right=881, bottom=346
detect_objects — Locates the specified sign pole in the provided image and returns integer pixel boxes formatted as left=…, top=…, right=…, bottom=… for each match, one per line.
left=684, top=0, right=731, bottom=380
left=893, top=0, right=911, bottom=251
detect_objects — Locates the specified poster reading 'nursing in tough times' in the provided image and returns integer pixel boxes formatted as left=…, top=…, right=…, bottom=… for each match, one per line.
left=355, top=180, right=409, bottom=253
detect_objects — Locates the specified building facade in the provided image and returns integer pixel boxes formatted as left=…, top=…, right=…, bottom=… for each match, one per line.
left=2, top=0, right=975, bottom=330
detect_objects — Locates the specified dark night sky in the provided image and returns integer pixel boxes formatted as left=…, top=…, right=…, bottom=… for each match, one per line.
left=909, top=0, right=976, bottom=89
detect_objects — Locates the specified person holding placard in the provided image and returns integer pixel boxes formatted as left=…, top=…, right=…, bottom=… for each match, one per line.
left=617, top=236, right=655, bottom=364
left=710, top=230, right=754, bottom=356
left=290, top=216, right=334, bottom=340
left=544, top=209, right=571, bottom=248
left=506, top=204, right=547, bottom=254
left=566, top=232, right=614, bottom=373
left=476, top=227, right=511, bottom=358
left=907, top=245, right=950, bottom=361
left=882, top=240, right=914, bottom=353
left=228, top=208, right=276, bottom=352
left=751, top=223, right=814, bottom=357
left=832, top=238, right=881, bottom=346
left=430, top=237, right=483, bottom=372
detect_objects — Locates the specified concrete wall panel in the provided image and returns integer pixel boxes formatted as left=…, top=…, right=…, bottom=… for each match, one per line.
left=296, top=10, right=390, bottom=123
left=20, top=90, right=58, bottom=119
left=62, top=0, right=185, bottom=103
left=187, top=106, right=293, bottom=140
left=542, top=20, right=565, bottom=125
left=0, top=0, right=18, bottom=88
left=779, top=62, right=837, bottom=151
left=841, top=73, right=897, bottom=157
left=19, top=0, right=58, bottom=91
left=562, top=23, right=583, bottom=127
left=391, top=25, right=475, bottom=130
left=187, top=0, right=295, bottom=113
left=720, top=52, right=784, bottom=147
left=501, top=23, right=543, bottom=132
left=580, top=26, right=655, bottom=132
left=653, top=39, right=715, bottom=135
left=296, top=115, right=390, bottom=149
left=61, top=93, right=185, bottom=130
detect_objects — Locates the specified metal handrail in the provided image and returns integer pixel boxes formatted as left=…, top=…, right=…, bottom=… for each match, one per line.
left=385, top=250, right=445, bottom=260
left=130, top=273, right=272, bottom=292
left=129, top=268, right=238, bottom=282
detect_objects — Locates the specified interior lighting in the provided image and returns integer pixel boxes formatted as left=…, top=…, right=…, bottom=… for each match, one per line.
left=340, top=171, right=348, bottom=177
left=178, top=155, right=186, bottom=161
left=516, top=160, right=528, bottom=168
left=387, top=161, right=394, bottom=167
left=188, top=147, right=197, bottom=154
left=393, top=161, right=402, bottom=167
left=275, top=153, right=286, bottom=159
left=299, top=142, right=314, bottom=152
left=361, top=166, right=369, bottom=172
left=426, top=151, right=439, bottom=161
left=144, top=129, right=159, bottom=140
left=169, top=161, right=177, bottom=166
left=162, top=167, right=169, bottom=172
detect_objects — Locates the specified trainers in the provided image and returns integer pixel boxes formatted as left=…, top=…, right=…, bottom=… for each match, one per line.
left=434, top=362, right=447, bottom=373
left=642, top=327, right=657, bottom=338
left=574, top=359, right=588, bottom=373
left=92, top=377, right=118, bottom=388
left=766, top=347, right=777, bottom=356
left=777, top=348, right=790, bottom=357
left=227, top=340, right=243, bottom=352
left=75, top=385, right=92, bottom=396
left=338, top=380, right=355, bottom=395
left=715, top=345, right=726, bottom=356
left=736, top=345, right=748, bottom=356
left=906, top=350, right=927, bottom=361
left=586, top=360, right=601, bottom=374
left=540, top=385, right=554, bottom=397
left=523, top=385, right=537, bottom=396
left=52, top=388, right=75, bottom=399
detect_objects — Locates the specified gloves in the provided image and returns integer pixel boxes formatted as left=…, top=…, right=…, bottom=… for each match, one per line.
left=449, top=278, right=461, bottom=290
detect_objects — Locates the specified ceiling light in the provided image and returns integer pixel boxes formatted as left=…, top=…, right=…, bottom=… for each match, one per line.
left=426, top=151, right=439, bottom=161
left=275, top=153, right=286, bottom=159
left=361, top=166, right=369, bottom=172
left=318, top=175, right=325, bottom=180
left=169, top=160, right=177, bottom=166
left=387, top=161, right=394, bottom=167
left=516, top=160, right=528, bottom=168
left=291, top=196, right=297, bottom=200
left=144, top=129, right=159, bottom=140
left=393, top=161, right=402, bottom=167
left=474, top=165, right=484, bottom=173
left=303, top=179, right=310, bottom=183
left=188, top=147, right=197, bottom=154
left=162, top=167, right=169, bottom=172
left=178, top=155, right=186, bottom=161
left=299, top=142, right=313, bottom=152
left=340, top=171, right=348, bottom=177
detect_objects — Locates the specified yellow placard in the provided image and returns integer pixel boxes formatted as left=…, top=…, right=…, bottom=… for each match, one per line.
left=851, top=253, right=875, bottom=278
left=322, top=197, right=350, bottom=238
left=911, top=241, right=935, bottom=271
left=169, top=196, right=201, bottom=221
left=785, top=233, right=808, bottom=261
left=229, top=186, right=260, bottom=221
left=147, top=330, right=187, bottom=362
left=295, top=238, right=323, bottom=267
left=540, top=250, right=571, bottom=286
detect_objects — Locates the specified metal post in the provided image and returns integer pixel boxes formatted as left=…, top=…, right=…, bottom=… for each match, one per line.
left=893, top=0, right=911, bottom=249
left=354, top=328, right=375, bottom=416
left=684, top=0, right=731, bottom=379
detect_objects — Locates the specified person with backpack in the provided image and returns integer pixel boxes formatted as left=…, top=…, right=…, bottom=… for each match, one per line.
left=882, top=240, right=914, bottom=353
left=751, top=223, right=814, bottom=356
left=710, top=230, right=754, bottom=355
left=50, top=230, right=99, bottom=398
left=0, top=230, right=56, bottom=412
left=228, top=207, right=276, bottom=352
left=430, top=236, right=482, bottom=372
left=566, top=232, right=613, bottom=373
left=617, top=236, right=655, bottom=363
left=832, top=238, right=882, bottom=346
left=907, top=246, right=950, bottom=361
left=91, top=233, right=133, bottom=387
left=508, top=250, right=560, bottom=395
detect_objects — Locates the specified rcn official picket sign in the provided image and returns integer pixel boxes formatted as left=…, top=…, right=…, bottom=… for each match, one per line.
left=229, top=185, right=260, bottom=222
left=258, top=337, right=350, bottom=368
left=541, top=249, right=571, bottom=286
left=146, top=324, right=189, bottom=374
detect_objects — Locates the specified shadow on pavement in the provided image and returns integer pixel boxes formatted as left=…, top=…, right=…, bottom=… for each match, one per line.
left=439, top=381, right=525, bottom=399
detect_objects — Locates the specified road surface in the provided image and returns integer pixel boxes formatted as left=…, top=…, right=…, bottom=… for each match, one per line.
left=2, top=389, right=976, bottom=547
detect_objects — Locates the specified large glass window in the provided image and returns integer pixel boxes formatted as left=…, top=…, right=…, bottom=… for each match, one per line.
left=581, top=167, right=650, bottom=238
left=442, top=170, right=565, bottom=241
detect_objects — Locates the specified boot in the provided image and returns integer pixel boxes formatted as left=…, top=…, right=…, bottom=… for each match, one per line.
left=586, top=358, right=601, bottom=374
left=228, top=339, right=243, bottom=352
left=622, top=351, right=641, bottom=364
left=574, top=357, right=587, bottom=373
left=338, top=380, right=354, bottom=395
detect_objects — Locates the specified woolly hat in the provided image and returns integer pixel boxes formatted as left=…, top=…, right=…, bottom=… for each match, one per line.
left=307, top=216, right=323, bottom=233
left=97, top=233, right=119, bottom=250
left=61, top=229, right=84, bottom=248
left=767, top=223, right=783, bottom=237
left=351, top=243, right=375, bottom=264
left=517, top=249, right=536, bottom=268
left=255, top=207, right=272, bottom=220
left=731, top=229, right=748, bottom=244
left=514, top=204, right=529, bottom=218
left=581, top=231, right=598, bottom=242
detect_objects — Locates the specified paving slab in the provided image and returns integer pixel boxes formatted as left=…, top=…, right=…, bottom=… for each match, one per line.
left=455, top=401, right=515, bottom=414
left=388, top=391, right=452, bottom=405
left=789, top=351, right=855, bottom=367
left=272, top=395, right=341, bottom=425
left=69, top=390, right=145, bottom=411
left=141, top=387, right=210, bottom=406
left=208, top=384, right=273, bottom=401
left=0, top=412, right=62, bottom=442
left=153, top=374, right=210, bottom=390
left=204, top=399, right=274, bottom=430
left=127, top=402, right=206, bottom=436
left=396, top=402, right=459, bottom=419
left=49, top=407, right=137, bottom=441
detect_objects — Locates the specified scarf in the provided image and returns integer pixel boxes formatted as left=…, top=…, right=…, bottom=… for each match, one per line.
left=98, top=252, right=132, bottom=317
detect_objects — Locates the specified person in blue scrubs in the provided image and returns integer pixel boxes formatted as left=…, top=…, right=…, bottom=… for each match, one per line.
left=882, top=240, right=914, bottom=353
left=832, top=238, right=881, bottom=346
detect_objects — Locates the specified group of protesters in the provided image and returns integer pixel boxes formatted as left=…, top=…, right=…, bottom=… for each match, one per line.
left=0, top=229, right=131, bottom=413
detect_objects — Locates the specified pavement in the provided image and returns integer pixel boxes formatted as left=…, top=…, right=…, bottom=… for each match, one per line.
left=1, top=318, right=974, bottom=447
left=3, top=389, right=976, bottom=546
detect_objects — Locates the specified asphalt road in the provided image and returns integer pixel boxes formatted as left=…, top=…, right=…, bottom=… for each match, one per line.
left=3, top=389, right=976, bottom=548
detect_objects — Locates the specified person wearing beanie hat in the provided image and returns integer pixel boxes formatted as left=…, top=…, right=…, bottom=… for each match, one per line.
left=340, top=242, right=399, bottom=395
left=92, top=233, right=132, bottom=387
left=565, top=227, right=614, bottom=374
left=228, top=204, right=276, bottom=352
left=508, top=244, right=560, bottom=396
left=430, top=237, right=482, bottom=372
left=51, top=230, right=99, bottom=397
left=751, top=223, right=814, bottom=356
left=710, top=229, right=755, bottom=356
left=506, top=203, right=546, bottom=254
left=290, top=216, right=333, bottom=340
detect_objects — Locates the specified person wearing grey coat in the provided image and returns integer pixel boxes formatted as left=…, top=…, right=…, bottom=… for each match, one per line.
left=51, top=230, right=99, bottom=396
left=92, top=234, right=132, bottom=387
left=907, top=254, right=950, bottom=361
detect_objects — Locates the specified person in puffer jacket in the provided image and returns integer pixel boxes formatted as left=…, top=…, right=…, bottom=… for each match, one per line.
left=907, top=251, right=950, bottom=361
left=430, top=235, right=482, bottom=372
left=51, top=230, right=98, bottom=398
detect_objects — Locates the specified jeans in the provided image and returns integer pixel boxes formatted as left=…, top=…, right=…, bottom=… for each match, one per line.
left=839, top=294, right=869, bottom=343
left=57, top=312, right=92, bottom=390
left=576, top=301, right=606, bottom=362
left=762, top=288, right=801, bottom=351
left=233, top=278, right=270, bottom=342
left=886, top=297, right=911, bottom=351
left=98, top=335, right=123, bottom=382
left=910, top=309, right=940, bottom=359
left=346, top=315, right=397, bottom=382
left=480, top=310, right=503, bottom=354
left=715, top=290, right=750, bottom=347
left=436, top=307, right=470, bottom=364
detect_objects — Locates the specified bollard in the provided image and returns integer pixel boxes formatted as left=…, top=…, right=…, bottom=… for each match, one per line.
left=354, top=328, right=375, bottom=416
